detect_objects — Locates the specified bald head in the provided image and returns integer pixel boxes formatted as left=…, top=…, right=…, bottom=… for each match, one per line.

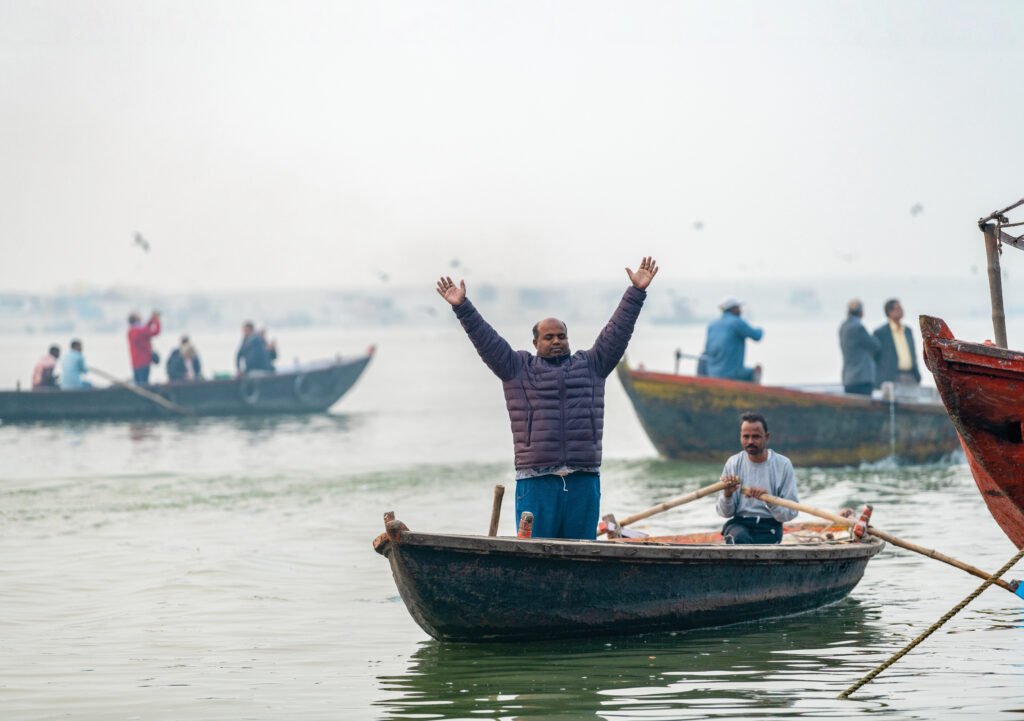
left=532, top=317, right=569, bottom=357
left=847, top=299, right=863, bottom=317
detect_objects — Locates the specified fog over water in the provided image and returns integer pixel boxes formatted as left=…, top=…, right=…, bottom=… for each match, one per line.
left=2, top=1, right=1024, bottom=299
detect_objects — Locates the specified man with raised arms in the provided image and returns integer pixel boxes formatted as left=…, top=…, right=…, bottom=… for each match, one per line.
left=437, top=257, right=659, bottom=540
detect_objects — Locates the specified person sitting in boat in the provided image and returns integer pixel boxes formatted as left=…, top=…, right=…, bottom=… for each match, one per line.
left=701, top=297, right=763, bottom=382
left=166, top=336, right=203, bottom=382
left=59, top=339, right=92, bottom=390
left=31, top=345, right=61, bottom=390
left=436, top=257, right=659, bottom=541
left=259, top=328, right=278, bottom=371
left=716, top=412, right=798, bottom=544
left=237, top=321, right=274, bottom=374
left=128, top=310, right=161, bottom=384
left=839, top=299, right=881, bottom=396
left=873, top=298, right=921, bottom=387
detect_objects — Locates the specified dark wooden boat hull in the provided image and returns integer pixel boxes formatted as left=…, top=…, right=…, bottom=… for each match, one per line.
left=0, top=351, right=373, bottom=422
left=921, top=316, right=1024, bottom=547
left=617, top=362, right=959, bottom=467
left=374, top=523, right=884, bottom=642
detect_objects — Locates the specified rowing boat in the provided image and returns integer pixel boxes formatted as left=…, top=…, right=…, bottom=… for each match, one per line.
left=617, top=361, right=958, bottom=467
left=921, top=316, right=1024, bottom=547
left=0, top=348, right=373, bottom=422
left=374, top=516, right=884, bottom=641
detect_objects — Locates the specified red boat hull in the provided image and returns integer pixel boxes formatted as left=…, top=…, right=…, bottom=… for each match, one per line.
left=921, top=315, right=1024, bottom=547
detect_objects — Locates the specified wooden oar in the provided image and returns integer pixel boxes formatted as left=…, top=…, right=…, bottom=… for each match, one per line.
left=745, top=489, right=1023, bottom=596
left=598, top=480, right=727, bottom=537
left=90, top=367, right=193, bottom=416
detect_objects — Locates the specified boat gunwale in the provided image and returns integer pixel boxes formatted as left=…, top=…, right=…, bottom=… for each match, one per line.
left=621, top=364, right=943, bottom=411
left=377, top=529, right=885, bottom=563
left=0, top=351, right=374, bottom=398
left=935, top=337, right=1024, bottom=362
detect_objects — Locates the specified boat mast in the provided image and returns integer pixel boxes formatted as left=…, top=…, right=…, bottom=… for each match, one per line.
left=978, top=198, right=1024, bottom=349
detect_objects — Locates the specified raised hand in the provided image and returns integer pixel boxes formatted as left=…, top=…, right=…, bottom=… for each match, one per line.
left=436, top=276, right=466, bottom=306
left=626, top=256, right=659, bottom=290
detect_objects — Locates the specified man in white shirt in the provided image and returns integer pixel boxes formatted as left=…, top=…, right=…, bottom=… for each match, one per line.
left=716, top=413, right=799, bottom=544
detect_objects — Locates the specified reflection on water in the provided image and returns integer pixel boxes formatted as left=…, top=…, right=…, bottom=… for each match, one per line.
left=376, top=601, right=886, bottom=720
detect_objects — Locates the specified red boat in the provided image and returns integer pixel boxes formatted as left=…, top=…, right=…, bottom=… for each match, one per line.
left=920, top=198, right=1024, bottom=548
left=921, top=317, right=1024, bottom=548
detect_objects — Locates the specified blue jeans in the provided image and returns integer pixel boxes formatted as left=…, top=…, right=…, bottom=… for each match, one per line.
left=133, top=366, right=151, bottom=384
left=515, top=472, right=601, bottom=540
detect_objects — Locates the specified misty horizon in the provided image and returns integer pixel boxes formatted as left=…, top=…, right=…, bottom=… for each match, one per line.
left=2, top=1, right=1023, bottom=305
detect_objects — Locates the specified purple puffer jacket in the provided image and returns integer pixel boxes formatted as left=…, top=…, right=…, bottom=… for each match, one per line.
left=453, top=286, right=646, bottom=470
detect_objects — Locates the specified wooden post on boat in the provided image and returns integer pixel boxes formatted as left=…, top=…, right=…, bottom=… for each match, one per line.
left=981, top=222, right=1009, bottom=349
left=488, top=485, right=505, bottom=536
left=978, top=198, right=1024, bottom=348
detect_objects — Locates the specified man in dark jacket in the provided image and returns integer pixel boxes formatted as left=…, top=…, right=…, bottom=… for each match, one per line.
left=437, top=257, right=659, bottom=540
left=236, top=321, right=274, bottom=374
left=839, top=299, right=881, bottom=395
left=874, top=298, right=921, bottom=386
left=167, top=336, right=203, bottom=381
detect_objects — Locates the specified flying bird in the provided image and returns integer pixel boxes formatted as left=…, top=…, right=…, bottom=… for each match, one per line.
left=910, top=203, right=924, bottom=216
left=133, top=232, right=150, bottom=252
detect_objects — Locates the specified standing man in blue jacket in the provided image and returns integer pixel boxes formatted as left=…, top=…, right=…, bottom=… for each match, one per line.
left=701, top=296, right=763, bottom=382
left=437, top=257, right=659, bottom=540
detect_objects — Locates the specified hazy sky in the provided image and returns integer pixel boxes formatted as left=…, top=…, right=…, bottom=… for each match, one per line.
left=3, top=1, right=1023, bottom=293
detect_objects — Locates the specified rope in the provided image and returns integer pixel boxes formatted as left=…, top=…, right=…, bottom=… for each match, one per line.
left=838, top=543, right=1024, bottom=700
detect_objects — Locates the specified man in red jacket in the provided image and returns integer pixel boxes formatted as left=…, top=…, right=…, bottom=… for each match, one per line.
left=128, top=311, right=161, bottom=384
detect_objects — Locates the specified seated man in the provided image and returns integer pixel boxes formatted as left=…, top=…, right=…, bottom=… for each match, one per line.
left=167, top=336, right=203, bottom=381
left=716, top=412, right=798, bottom=544
left=702, top=297, right=763, bottom=382
left=59, top=339, right=92, bottom=390
left=32, top=345, right=61, bottom=390
left=259, top=328, right=277, bottom=371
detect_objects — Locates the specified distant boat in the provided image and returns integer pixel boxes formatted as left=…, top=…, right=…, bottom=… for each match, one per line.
left=921, top=316, right=1024, bottom=546
left=373, top=516, right=884, bottom=641
left=617, top=361, right=959, bottom=467
left=0, top=349, right=374, bottom=422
